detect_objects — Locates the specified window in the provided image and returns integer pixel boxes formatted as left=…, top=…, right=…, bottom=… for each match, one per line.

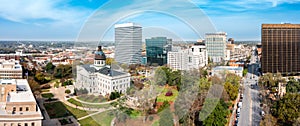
left=17, top=123, right=21, bottom=126
left=31, top=122, right=35, bottom=126
left=25, top=123, right=28, bottom=126
left=19, top=107, right=22, bottom=111
left=13, top=107, right=16, bottom=111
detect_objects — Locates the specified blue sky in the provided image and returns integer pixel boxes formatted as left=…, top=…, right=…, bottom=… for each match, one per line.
left=0, top=0, right=299, bottom=41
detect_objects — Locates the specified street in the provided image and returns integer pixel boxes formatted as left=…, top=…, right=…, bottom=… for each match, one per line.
left=238, top=48, right=262, bottom=126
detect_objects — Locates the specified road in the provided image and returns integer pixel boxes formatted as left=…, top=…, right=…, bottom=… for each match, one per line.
left=238, top=48, right=262, bottom=126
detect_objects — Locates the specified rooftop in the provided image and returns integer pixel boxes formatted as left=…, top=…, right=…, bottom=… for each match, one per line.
left=2, top=79, right=36, bottom=102
left=213, top=66, right=243, bottom=71
left=81, top=64, right=128, bottom=77
left=115, top=22, right=141, bottom=28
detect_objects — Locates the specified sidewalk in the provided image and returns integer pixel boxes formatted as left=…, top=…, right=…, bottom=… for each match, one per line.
left=72, top=96, right=118, bottom=105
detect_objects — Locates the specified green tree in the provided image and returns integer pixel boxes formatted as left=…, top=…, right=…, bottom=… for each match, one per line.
left=243, top=68, right=248, bottom=77
left=53, top=64, right=72, bottom=78
left=286, top=77, right=300, bottom=93
left=224, top=82, right=239, bottom=100
left=202, top=99, right=229, bottom=126
left=34, top=72, right=48, bottom=84
left=159, top=107, right=173, bottom=126
left=272, top=93, right=300, bottom=125
left=45, top=62, right=55, bottom=73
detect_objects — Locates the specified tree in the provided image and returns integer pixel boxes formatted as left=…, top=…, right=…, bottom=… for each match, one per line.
left=224, top=82, right=239, bottom=101
left=272, top=93, right=300, bottom=125
left=286, top=77, right=300, bottom=93
left=243, top=68, right=248, bottom=77
left=153, top=67, right=167, bottom=86
left=260, top=114, right=277, bottom=126
left=45, top=62, right=55, bottom=73
left=202, top=99, right=229, bottom=126
left=106, top=58, right=115, bottom=65
left=53, top=64, right=72, bottom=78
left=34, top=72, right=48, bottom=84
left=159, top=107, right=173, bottom=126
left=110, top=91, right=121, bottom=100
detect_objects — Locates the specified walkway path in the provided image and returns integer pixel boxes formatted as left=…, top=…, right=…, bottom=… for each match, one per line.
left=72, top=96, right=117, bottom=105
left=78, top=107, right=115, bottom=120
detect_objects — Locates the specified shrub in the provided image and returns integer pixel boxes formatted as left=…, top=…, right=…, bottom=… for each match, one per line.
left=165, top=90, right=173, bottom=96
left=149, top=116, right=154, bottom=121
left=65, top=89, right=71, bottom=94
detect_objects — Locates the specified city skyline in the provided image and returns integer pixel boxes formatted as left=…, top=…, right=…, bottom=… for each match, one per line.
left=0, top=0, right=299, bottom=41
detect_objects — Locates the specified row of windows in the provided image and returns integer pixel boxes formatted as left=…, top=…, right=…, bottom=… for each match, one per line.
left=3, top=122, right=35, bottom=126
left=0, top=71, right=22, bottom=73
left=12, top=106, right=30, bottom=112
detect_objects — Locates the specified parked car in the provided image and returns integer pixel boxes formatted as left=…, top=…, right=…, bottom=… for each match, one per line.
left=238, top=102, right=243, bottom=108
left=261, top=111, right=265, bottom=116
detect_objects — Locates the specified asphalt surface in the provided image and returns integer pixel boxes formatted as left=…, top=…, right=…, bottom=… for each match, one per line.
left=238, top=49, right=262, bottom=126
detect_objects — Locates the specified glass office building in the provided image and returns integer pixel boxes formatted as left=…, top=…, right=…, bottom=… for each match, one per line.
left=205, top=32, right=227, bottom=63
left=145, top=37, right=172, bottom=66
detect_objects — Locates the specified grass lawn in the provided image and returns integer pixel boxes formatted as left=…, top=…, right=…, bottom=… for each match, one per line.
left=44, top=102, right=71, bottom=118
left=44, top=101, right=92, bottom=119
left=79, top=110, right=114, bottom=126
left=156, top=88, right=178, bottom=102
left=68, top=98, right=111, bottom=109
left=41, top=93, right=54, bottom=98
left=152, top=120, right=159, bottom=126
left=77, top=95, right=107, bottom=103
left=41, top=89, right=50, bottom=92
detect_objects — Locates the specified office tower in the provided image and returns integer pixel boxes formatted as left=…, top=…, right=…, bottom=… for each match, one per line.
left=0, top=79, right=43, bottom=126
left=115, top=23, right=142, bottom=64
left=146, top=37, right=172, bottom=66
left=261, top=24, right=300, bottom=74
left=205, top=32, right=227, bottom=63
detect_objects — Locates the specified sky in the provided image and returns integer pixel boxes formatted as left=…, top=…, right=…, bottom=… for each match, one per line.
left=0, top=0, right=299, bottom=41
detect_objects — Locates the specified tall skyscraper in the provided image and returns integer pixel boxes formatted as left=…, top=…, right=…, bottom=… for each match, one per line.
left=146, top=37, right=172, bottom=66
left=261, top=24, right=300, bottom=74
left=115, top=23, right=142, bottom=64
left=205, top=32, right=227, bottom=63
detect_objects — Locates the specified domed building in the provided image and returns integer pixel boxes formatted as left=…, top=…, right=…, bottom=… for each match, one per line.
left=75, top=46, right=131, bottom=95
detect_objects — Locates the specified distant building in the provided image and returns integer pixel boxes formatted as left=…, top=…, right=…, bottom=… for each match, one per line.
left=0, top=59, right=22, bottom=79
left=167, top=44, right=208, bottom=70
left=76, top=46, right=131, bottom=95
left=212, top=66, right=243, bottom=77
left=261, top=24, right=300, bottom=74
left=115, top=23, right=142, bottom=64
left=0, top=79, right=43, bottom=126
left=145, top=37, right=172, bottom=66
left=205, top=32, right=227, bottom=62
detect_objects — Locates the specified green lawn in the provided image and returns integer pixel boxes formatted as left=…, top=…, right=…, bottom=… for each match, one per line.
left=68, top=98, right=111, bottom=109
left=79, top=111, right=114, bottom=126
left=152, top=120, right=159, bottom=126
left=44, top=101, right=92, bottom=119
left=156, top=88, right=178, bottom=102
left=77, top=95, right=107, bottom=103
left=41, top=93, right=54, bottom=98
left=44, top=102, right=71, bottom=118
left=41, top=89, right=50, bottom=92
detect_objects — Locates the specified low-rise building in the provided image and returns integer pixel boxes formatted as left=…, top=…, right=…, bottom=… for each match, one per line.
left=0, top=79, right=43, bottom=126
left=0, top=59, right=22, bottom=79
left=212, top=66, right=243, bottom=77
left=76, top=46, right=131, bottom=96
left=167, top=44, right=208, bottom=71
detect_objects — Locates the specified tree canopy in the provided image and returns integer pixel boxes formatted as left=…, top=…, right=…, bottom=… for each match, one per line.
left=271, top=93, right=300, bottom=125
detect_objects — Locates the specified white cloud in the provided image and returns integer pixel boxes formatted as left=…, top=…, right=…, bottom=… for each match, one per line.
left=0, top=0, right=92, bottom=26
